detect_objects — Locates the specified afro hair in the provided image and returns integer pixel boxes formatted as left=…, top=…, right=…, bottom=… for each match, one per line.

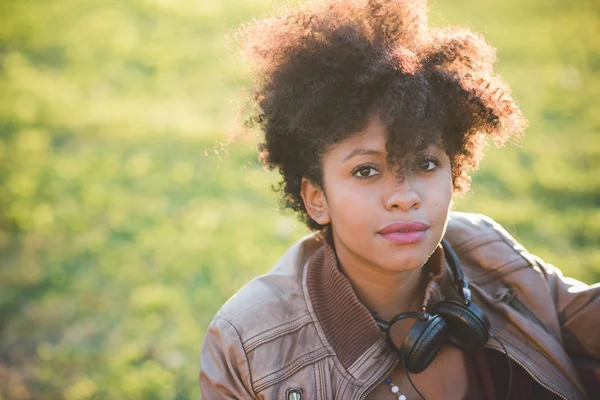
left=240, top=0, right=527, bottom=230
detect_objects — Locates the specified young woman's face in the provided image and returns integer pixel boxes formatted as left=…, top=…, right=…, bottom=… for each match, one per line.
left=305, top=116, right=453, bottom=273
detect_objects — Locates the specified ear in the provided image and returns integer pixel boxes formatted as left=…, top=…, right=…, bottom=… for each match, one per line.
left=300, top=177, right=331, bottom=226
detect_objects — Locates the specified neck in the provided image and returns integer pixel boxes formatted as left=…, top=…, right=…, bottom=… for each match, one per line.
left=333, top=244, right=431, bottom=321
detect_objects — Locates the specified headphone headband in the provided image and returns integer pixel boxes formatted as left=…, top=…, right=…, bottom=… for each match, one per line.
left=440, top=239, right=471, bottom=305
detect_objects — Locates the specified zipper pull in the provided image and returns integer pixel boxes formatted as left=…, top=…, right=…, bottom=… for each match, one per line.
left=495, top=287, right=516, bottom=303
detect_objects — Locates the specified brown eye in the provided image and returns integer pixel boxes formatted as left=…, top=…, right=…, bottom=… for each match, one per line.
left=352, top=165, right=380, bottom=178
left=417, top=157, right=440, bottom=172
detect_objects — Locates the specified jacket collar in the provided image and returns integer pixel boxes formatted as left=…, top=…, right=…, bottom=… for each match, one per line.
left=305, top=241, right=455, bottom=369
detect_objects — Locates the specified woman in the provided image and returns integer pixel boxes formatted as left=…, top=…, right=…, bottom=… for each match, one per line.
left=200, top=0, right=599, bottom=398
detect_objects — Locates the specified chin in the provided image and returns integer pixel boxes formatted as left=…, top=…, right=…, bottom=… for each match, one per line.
left=385, top=243, right=437, bottom=268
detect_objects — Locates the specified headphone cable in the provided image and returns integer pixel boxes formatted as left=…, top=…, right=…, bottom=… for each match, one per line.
left=403, top=359, right=427, bottom=400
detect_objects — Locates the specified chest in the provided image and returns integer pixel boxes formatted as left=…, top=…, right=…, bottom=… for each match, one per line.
left=366, top=346, right=476, bottom=400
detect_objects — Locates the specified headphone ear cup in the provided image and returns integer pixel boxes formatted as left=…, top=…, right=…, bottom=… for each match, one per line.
left=432, top=299, right=490, bottom=351
left=399, top=315, right=449, bottom=374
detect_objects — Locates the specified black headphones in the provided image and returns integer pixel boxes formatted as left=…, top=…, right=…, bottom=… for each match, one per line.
left=371, top=238, right=490, bottom=374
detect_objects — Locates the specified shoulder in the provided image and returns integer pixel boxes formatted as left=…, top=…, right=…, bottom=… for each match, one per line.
left=214, top=233, right=322, bottom=341
left=444, top=212, right=535, bottom=279
left=203, top=234, right=330, bottom=393
left=446, top=212, right=523, bottom=250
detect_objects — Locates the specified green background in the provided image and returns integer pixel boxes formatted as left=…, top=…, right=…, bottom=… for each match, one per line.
left=1, top=0, right=598, bottom=398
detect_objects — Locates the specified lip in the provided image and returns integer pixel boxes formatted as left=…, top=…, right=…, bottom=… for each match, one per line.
left=377, top=221, right=429, bottom=245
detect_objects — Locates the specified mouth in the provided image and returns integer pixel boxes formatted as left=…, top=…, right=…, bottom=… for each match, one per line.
left=377, top=221, right=429, bottom=245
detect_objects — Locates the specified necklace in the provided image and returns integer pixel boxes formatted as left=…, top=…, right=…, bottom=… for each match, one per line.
left=384, top=377, right=407, bottom=400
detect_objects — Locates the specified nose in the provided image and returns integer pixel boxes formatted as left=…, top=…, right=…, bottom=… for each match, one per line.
left=384, top=177, right=421, bottom=212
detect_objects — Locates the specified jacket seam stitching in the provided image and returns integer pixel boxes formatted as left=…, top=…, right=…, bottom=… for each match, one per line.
left=253, top=347, right=330, bottom=391
left=561, top=300, right=600, bottom=354
left=346, top=341, right=387, bottom=379
left=319, top=362, right=326, bottom=400
left=214, top=317, right=259, bottom=399
left=496, top=332, right=581, bottom=399
left=469, top=258, right=532, bottom=285
left=348, top=347, right=372, bottom=376
left=331, top=354, right=371, bottom=398
left=339, top=374, right=351, bottom=399
left=243, top=314, right=313, bottom=351
left=313, top=362, right=319, bottom=400
left=358, top=354, right=395, bottom=399
left=223, top=296, right=285, bottom=320
left=454, top=222, right=534, bottom=282
left=223, top=281, right=303, bottom=320
left=452, top=233, right=502, bottom=253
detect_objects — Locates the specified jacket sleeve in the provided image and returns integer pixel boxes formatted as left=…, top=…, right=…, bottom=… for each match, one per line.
left=532, top=255, right=600, bottom=360
left=200, top=318, right=256, bottom=399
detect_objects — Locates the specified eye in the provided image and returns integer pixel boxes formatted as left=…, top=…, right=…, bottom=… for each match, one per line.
left=352, top=165, right=380, bottom=179
left=417, top=157, right=441, bottom=172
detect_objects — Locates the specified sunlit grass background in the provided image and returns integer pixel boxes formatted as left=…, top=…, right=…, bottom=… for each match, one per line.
left=1, top=0, right=598, bottom=398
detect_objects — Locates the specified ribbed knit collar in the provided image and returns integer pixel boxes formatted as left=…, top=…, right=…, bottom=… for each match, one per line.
left=305, top=241, right=452, bottom=370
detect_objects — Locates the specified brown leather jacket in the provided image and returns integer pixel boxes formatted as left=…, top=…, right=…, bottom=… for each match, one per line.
left=199, top=213, right=599, bottom=399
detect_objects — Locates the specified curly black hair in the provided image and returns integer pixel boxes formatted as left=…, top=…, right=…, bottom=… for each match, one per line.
left=240, top=0, right=527, bottom=231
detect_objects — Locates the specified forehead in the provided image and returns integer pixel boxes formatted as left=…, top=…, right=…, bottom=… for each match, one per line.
left=338, top=117, right=387, bottom=152
left=325, top=115, right=443, bottom=163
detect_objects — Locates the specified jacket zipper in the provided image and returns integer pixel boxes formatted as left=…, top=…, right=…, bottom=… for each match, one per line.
left=500, top=289, right=555, bottom=337
left=485, top=336, right=569, bottom=400
left=357, top=342, right=571, bottom=400
left=494, top=289, right=576, bottom=398
left=359, top=359, right=398, bottom=400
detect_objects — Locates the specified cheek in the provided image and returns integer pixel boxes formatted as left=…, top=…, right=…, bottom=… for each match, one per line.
left=432, top=172, right=453, bottom=213
left=326, top=182, right=375, bottom=226
left=416, top=170, right=453, bottom=211
left=436, top=174, right=453, bottom=201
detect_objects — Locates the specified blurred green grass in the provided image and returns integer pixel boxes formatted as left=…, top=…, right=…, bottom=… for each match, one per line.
left=0, top=0, right=598, bottom=399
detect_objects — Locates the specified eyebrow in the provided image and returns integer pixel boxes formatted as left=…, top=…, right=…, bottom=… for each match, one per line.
left=342, top=148, right=385, bottom=162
